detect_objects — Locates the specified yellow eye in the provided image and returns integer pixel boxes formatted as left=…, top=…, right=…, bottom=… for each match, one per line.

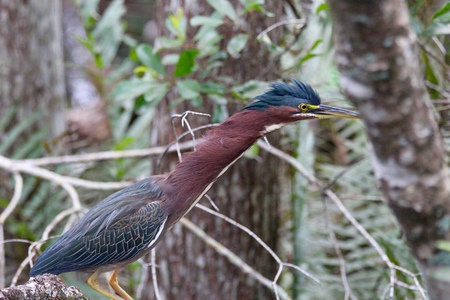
left=299, top=104, right=308, bottom=111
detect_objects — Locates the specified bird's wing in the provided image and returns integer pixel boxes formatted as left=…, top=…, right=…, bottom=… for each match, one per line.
left=30, top=178, right=168, bottom=276
left=65, top=201, right=167, bottom=270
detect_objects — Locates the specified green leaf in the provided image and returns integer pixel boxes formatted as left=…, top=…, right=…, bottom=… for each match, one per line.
left=433, top=2, right=450, bottom=20
left=160, top=37, right=184, bottom=49
left=423, top=23, right=450, bottom=35
left=0, top=105, right=17, bottom=134
left=190, top=16, right=224, bottom=27
left=243, top=3, right=264, bottom=13
left=191, top=96, right=204, bottom=108
left=76, top=0, right=100, bottom=26
left=134, top=66, right=147, bottom=77
left=422, top=52, right=439, bottom=98
left=200, top=82, right=227, bottom=95
left=211, top=102, right=229, bottom=123
left=227, top=34, right=249, bottom=58
left=91, top=0, right=126, bottom=67
left=75, top=36, right=95, bottom=55
left=242, top=1, right=273, bottom=16
left=430, top=266, right=450, bottom=282
left=299, top=53, right=319, bottom=65
left=143, top=83, right=169, bottom=106
left=423, top=2, right=450, bottom=35
left=162, top=54, right=180, bottom=65
left=0, top=111, right=42, bottom=155
left=206, top=0, right=237, bottom=21
left=208, top=93, right=228, bottom=105
left=13, top=127, right=47, bottom=159
left=309, top=39, right=323, bottom=52
left=166, top=8, right=187, bottom=40
left=437, top=240, right=450, bottom=252
left=232, top=80, right=268, bottom=99
left=136, top=44, right=166, bottom=75
left=197, top=30, right=223, bottom=49
left=173, top=49, right=200, bottom=77
left=112, top=77, right=155, bottom=102
left=114, top=136, right=135, bottom=151
left=316, top=2, right=329, bottom=14
left=244, top=144, right=259, bottom=159
left=176, top=80, right=200, bottom=99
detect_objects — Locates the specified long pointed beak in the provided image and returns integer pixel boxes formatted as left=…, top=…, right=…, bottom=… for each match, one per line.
left=314, top=104, right=359, bottom=119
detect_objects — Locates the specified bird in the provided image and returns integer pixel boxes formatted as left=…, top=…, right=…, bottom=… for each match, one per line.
left=30, top=79, right=359, bottom=300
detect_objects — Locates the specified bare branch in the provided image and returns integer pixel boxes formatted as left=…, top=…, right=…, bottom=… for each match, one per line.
left=0, top=274, right=87, bottom=300
left=257, top=140, right=319, bottom=184
left=0, top=155, right=130, bottom=191
left=0, top=172, right=23, bottom=224
left=257, top=19, right=306, bottom=40
left=322, top=200, right=357, bottom=300
left=171, top=111, right=211, bottom=160
left=21, top=140, right=196, bottom=166
left=151, top=248, right=162, bottom=300
left=258, top=139, right=427, bottom=297
left=195, top=204, right=320, bottom=284
left=180, top=218, right=292, bottom=300
left=0, top=172, right=23, bottom=288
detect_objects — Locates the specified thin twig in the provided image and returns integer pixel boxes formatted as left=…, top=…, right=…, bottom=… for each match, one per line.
left=136, top=261, right=149, bottom=299
left=196, top=204, right=280, bottom=262
left=151, top=248, right=161, bottom=300
left=258, top=140, right=427, bottom=297
left=195, top=204, right=320, bottom=285
left=0, top=155, right=130, bottom=191
left=257, top=19, right=306, bottom=40
left=22, top=140, right=197, bottom=166
left=204, top=194, right=220, bottom=211
left=11, top=255, right=31, bottom=287
left=257, top=140, right=319, bottom=184
left=0, top=239, right=33, bottom=245
left=0, top=172, right=22, bottom=288
left=171, top=111, right=211, bottom=161
left=24, top=208, right=81, bottom=281
left=0, top=172, right=23, bottom=224
left=322, top=198, right=357, bottom=300
left=272, top=265, right=283, bottom=300
left=180, top=218, right=292, bottom=300
left=42, top=208, right=82, bottom=241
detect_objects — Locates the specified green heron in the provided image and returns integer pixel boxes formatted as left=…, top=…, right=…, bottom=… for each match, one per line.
left=30, top=80, right=358, bottom=299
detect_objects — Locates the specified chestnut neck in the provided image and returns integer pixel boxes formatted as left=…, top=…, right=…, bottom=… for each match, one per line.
left=163, top=109, right=286, bottom=222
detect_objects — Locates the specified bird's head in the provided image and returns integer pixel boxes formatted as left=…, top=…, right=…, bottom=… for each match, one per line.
left=244, top=79, right=359, bottom=121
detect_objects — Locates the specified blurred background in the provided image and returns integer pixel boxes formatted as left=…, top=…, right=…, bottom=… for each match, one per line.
left=0, top=0, right=449, bottom=299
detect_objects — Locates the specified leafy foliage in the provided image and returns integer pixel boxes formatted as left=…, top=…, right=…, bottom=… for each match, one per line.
left=3, top=0, right=448, bottom=298
left=67, top=0, right=442, bottom=298
left=0, top=106, right=75, bottom=277
left=410, top=1, right=450, bottom=154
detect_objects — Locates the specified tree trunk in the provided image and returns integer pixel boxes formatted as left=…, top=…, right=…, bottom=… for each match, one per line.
left=142, top=1, right=290, bottom=299
left=328, top=1, right=450, bottom=299
left=0, top=0, right=66, bottom=288
left=0, top=0, right=66, bottom=142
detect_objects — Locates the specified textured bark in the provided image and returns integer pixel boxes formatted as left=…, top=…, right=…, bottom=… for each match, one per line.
left=141, top=1, right=290, bottom=299
left=328, top=1, right=450, bottom=299
left=0, top=274, right=87, bottom=300
left=63, top=0, right=110, bottom=144
left=0, top=0, right=66, bottom=140
left=62, top=0, right=100, bottom=109
left=0, top=0, right=66, bottom=288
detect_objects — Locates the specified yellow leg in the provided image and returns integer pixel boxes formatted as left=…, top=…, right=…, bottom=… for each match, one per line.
left=87, top=270, right=119, bottom=300
left=109, top=269, right=134, bottom=300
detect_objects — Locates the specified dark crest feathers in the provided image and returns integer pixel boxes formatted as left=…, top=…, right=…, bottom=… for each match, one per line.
left=244, top=79, right=321, bottom=111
